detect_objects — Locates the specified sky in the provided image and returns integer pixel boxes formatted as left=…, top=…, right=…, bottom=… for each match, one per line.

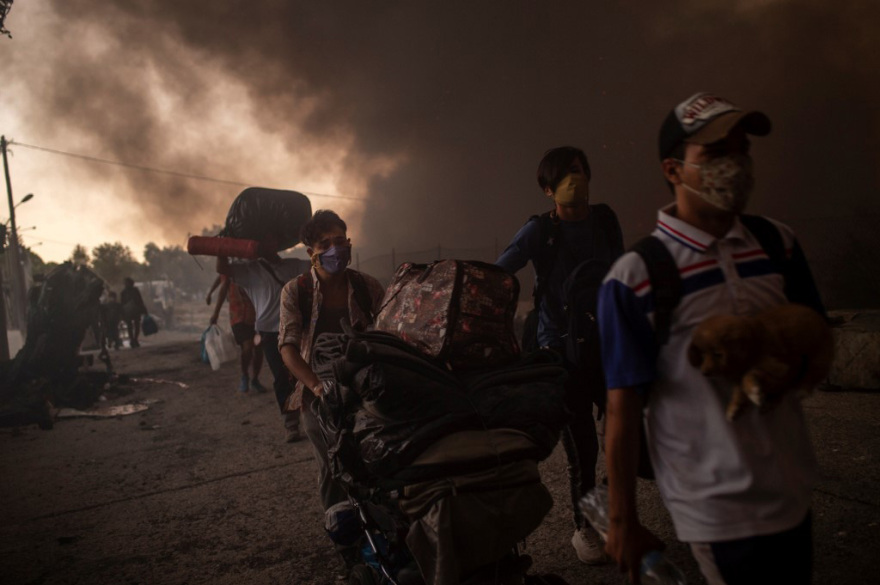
left=1, top=1, right=878, bottom=305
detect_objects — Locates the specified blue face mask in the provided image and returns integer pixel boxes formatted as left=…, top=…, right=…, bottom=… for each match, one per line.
left=317, top=245, right=351, bottom=274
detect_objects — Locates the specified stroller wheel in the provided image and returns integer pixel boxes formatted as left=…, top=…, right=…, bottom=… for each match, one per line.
left=348, top=564, right=378, bottom=585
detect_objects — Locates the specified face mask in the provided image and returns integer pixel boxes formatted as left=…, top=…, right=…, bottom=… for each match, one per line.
left=552, top=173, right=589, bottom=206
left=677, top=154, right=755, bottom=213
left=316, top=245, right=351, bottom=275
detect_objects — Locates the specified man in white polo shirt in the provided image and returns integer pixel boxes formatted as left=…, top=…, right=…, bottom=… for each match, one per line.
left=217, top=252, right=310, bottom=442
left=597, top=92, right=825, bottom=585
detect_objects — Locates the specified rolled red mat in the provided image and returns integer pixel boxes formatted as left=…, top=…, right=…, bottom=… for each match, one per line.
left=186, top=236, right=261, bottom=259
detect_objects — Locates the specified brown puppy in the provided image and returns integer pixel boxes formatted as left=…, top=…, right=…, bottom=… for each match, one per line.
left=688, top=303, right=833, bottom=421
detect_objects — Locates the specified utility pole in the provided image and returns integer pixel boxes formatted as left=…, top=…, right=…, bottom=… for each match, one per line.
left=2, top=135, right=28, bottom=337
left=0, top=223, right=9, bottom=360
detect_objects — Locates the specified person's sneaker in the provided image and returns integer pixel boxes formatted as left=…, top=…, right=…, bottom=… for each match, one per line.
left=238, top=375, right=250, bottom=393
left=571, top=526, right=609, bottom=565
left=285, top=426, right=301, bottom=443
left=250, top=378, right=268, bottom=393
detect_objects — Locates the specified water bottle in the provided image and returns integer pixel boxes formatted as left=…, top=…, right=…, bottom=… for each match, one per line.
left=579, top=485, right=687, bottom=585
left=640, top=549, right=687, bottom=585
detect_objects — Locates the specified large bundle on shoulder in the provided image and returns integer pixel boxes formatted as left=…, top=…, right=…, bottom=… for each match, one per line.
left=186, top=187, right=312, bottom=257
left=311, top=260, right=570, bottom=488
left=221, top=187, right=312, bottom=251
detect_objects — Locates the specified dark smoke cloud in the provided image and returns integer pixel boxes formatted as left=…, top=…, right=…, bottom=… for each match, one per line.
left=15, top=1, right=880, bottom=305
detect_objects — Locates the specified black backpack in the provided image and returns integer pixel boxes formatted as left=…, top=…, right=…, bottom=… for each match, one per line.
left=522, top=205, right=618, bottom=363
left=561, top=258, right=610, bottom=369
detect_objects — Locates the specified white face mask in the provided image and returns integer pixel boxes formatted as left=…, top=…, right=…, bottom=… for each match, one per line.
left=676, top=154, right=755, bottom=213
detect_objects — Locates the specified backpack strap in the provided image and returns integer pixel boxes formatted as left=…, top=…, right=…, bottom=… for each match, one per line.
left=258, top=259, right=288, bottom=287
left=739, top=214, right=785, bottom=269
left=632, top=215, right=797, bottom=346
left=630, top=236, right=682, bottom=346
left=739, top=214, right=793, bottom=298
left=589, top=203, right=616, bottom=232
left=739, top=214, right=828, bottom=314
left=531, top=211, right=562, bottom=310
left=296, top=272, right=314, bottom=326
left=297, top=270, right=376, bottom=329
left=348, top=270, right=376, bottom=325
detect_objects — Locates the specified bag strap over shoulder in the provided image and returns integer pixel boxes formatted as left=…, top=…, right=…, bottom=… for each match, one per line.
left=632, top=215, right=791, bottom=346
left=740, top=214, right=785, bottom=268
left=630, top=236, right=682, bottom=346
left=258, top=259, right=288, bottom=287
left=532, top=211, right=562, bottom=310
left=739, top=214, right=791, bottom=298
left=348, top=270, right=376, bottom=324
left=739, top=214, right=824, bottom=313
left=296, top=272, right=314, bottom=325
left=297, top=270, right=376, bottom=328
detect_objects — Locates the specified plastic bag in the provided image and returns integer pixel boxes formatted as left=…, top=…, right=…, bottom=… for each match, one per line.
left=142, top=314, right=159, bottom=336
left=204, top=324, right=237, bottom=371
left=199, top=328, right=211, bottom=364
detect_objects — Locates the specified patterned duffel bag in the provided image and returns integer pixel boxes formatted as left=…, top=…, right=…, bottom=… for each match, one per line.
left=374, top=260, right=521, bottom=370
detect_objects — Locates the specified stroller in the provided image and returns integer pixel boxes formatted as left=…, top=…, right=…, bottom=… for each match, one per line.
left=311, top=328, right=572, bottom=585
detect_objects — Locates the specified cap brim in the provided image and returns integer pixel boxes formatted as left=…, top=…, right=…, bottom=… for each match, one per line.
left=686, top=110, right=772, bottom=145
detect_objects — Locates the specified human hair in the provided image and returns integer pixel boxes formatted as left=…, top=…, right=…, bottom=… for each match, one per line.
left=536, top=146, right=591, bottom=193
left=300, top=209, right=348, bottom=247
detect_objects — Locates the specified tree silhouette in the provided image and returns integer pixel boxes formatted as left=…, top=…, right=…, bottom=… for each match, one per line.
left=91, top=242, right=138, bottom=289
left=69, top=244, right=90, bottom=267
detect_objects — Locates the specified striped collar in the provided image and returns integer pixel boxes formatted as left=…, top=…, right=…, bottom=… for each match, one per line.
left=655, top=204, right=749, bottom=254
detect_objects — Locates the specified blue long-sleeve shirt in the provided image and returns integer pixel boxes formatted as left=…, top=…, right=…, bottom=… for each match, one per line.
left=496, top=204, right=624, bottom=347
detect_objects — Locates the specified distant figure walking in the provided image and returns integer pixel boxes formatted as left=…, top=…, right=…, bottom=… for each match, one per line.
left=207, top=275, right=266, bottom=394
left=120, top=277, right=147, bottom=348
left=101, top=291, right=123, bottom=350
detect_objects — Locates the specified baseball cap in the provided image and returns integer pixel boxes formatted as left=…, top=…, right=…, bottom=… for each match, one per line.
left=658, top=92, right=771, bottom=160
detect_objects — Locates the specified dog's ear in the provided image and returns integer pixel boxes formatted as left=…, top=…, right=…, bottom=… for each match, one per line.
left=687, top=342, right=703, bottom=368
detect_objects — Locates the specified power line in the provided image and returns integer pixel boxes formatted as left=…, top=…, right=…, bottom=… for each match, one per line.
left=8, top=140, right=363, bottom=200
left=18, top=233, right=79, bottom=247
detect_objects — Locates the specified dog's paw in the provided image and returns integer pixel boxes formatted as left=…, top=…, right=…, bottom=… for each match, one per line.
left=742, top=372, right=765, bottom=406
left=725, top=402, right=742, bottom=421
left=726, top=387, right=747, bottom=421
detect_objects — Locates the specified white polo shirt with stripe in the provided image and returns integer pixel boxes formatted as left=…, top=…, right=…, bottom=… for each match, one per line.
left=597, top=203, right=817, bottom=543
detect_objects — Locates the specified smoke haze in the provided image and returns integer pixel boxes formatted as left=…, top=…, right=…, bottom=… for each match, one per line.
left=2, top=0, right=878, bottom=306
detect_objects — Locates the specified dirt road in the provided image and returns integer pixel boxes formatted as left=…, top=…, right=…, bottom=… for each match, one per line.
left=1, top=329, right=878, bottom=585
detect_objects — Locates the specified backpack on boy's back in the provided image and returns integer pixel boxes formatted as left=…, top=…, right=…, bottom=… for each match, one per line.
left=521, top=205, right=620, bottom=371
left=560, top=258, right=610, bottom=376
left=374, top=260, right=521, bottom=370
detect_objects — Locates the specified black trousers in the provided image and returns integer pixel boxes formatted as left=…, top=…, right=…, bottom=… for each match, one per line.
left=258, top=331, right=294, bottom=413
left=561, top=358, right=605, bottom=531
left=694, top=512, right=813, bottom=585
